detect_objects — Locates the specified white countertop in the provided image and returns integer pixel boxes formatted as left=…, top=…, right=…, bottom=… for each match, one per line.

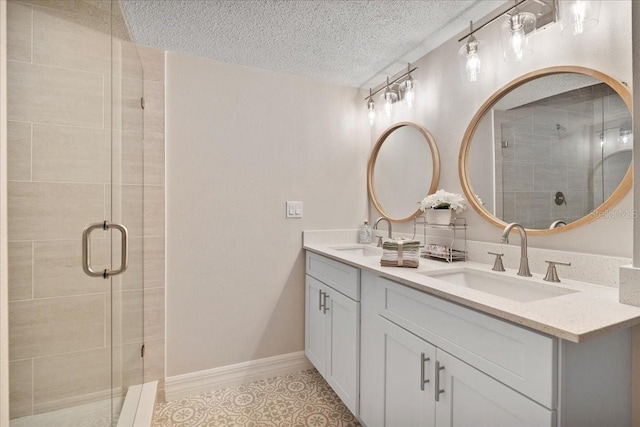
left=304, top=242, right=640, bottom=343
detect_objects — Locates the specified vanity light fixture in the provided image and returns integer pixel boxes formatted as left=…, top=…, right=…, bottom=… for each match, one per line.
left=456, top=0, right=558, bottom=80
left=458, top=21, right=481, bottom=82
left=500, top=2, right=536, bottom=62
left=383, top=77, right=398, bottom=116
left=403, top=64, right=415, bottom=107
left=561, top=0, right=600, bottom=36
left=364, top=63, right=418, bottom=124
left=367, top=88, right=375, bottom=126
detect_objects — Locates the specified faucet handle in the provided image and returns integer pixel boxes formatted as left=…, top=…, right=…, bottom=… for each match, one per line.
left=543, top=260, right=571, bottom=282
left=376, top=235, right=384, bottom=248
left=488, top=252, right=505, bottom=272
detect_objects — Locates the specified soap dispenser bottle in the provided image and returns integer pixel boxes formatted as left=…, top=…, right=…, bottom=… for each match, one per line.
left=359, top=220, right=372, bottom=244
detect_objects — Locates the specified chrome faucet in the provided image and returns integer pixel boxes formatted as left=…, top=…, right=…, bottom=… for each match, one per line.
left=500, top=223, right=532, bottom=277
left=373, top=216, right=393, bottom=240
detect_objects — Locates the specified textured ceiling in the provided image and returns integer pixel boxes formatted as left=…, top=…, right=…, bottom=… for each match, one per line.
left=121, top=0, right=505, bottom=88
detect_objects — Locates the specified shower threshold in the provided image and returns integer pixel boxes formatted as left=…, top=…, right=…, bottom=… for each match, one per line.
left=117, top=381, right=158, bottom=427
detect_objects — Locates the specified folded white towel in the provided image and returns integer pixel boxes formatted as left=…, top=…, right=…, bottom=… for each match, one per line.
left=380, top=238, right=420, bottom=268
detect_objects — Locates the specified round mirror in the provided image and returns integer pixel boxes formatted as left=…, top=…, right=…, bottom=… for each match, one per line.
left=368, top=122, right=440, bottom=222
left=460, top=66, right=632, bottom=235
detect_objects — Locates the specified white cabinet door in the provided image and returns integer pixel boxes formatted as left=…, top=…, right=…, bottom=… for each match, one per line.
left=383, top=319, right=437, bottom=427
left=305, top=273, right=360, bottom=415
left=435, top=350, right=555, bottom=427
left=326, top=287, right=359, bottom=415
left=305, top=275, right=327, bottom=376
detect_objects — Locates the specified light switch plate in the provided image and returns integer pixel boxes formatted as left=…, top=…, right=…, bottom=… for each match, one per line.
left=286, top=201, right=303, bottom=218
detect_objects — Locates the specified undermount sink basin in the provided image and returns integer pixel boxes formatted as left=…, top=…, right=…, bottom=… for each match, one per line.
left=331, top=245, right=381, bottom=257
left=422, top=268, right=578, bottom=303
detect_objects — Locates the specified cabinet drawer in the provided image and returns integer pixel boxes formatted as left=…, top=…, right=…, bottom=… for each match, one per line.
left=377, top=276, right=557, bottom=409
left=306, top=252, right=360, bottom=300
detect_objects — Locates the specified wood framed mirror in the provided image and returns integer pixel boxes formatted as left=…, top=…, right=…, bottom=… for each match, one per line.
left=459, top=66, right=632, bottom=235
left=368, top=122, right=440, bottom=222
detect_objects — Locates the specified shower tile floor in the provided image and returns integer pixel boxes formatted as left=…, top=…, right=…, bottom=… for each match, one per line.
left=10, top=398, right=115, bottom=427
left=153, top=369, right=361, bottom=426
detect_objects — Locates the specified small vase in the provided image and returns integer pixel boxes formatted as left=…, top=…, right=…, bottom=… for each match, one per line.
left=426, top=208, right=452, bottom=225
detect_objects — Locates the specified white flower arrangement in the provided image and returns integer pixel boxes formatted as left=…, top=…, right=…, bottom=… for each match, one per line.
left=420, top=189, right=467, bottom=214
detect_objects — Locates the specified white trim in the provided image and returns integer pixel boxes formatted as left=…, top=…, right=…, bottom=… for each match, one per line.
left=134, top=381, right=158, bottom=426
left=117, top=385, right=141, bottom=427
left=165, top=351, right=312, bottom=401
left=117, top=381, right=157, bottom=427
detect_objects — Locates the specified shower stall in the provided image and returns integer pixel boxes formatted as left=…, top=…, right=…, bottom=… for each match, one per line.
left=3, top=0, right=149, bottom=424
left=494, top=83, right=633, bottom=229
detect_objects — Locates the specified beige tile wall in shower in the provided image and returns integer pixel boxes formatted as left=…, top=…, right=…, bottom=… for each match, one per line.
left=7, top=0, right=166, bottom=418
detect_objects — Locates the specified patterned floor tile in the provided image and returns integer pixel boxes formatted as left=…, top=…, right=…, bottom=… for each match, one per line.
left=153, top=369, right=361, bottom=427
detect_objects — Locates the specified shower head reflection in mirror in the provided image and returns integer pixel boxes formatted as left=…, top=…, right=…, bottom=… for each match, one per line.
left=460, top=66, right=632, bottom=235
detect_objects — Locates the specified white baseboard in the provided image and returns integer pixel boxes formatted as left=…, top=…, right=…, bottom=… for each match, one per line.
left=165, top=351, right=312, bottom=401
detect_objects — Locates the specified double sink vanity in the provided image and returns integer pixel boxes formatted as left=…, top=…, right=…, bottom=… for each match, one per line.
left=304, top=239, right=639, bottom=426
left=304, top=64, right=639, bottom=426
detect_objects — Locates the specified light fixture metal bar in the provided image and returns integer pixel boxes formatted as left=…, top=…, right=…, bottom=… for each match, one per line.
left=364, top=65, right=418, bottom=101
left=457, top=0, right=528, bottom=42
left=457, top=0, right=558, bottom=42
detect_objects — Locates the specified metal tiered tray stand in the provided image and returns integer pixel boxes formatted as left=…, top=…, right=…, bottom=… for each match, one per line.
left=413, top=215, right=467, bottom=262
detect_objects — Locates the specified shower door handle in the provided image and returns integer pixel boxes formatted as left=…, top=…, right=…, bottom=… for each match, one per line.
left=82, top=221, right=129, bottom=278
left=108, top=222, right=129, bottom=277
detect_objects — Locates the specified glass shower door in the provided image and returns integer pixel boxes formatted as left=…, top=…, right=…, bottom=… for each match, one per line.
left=6, top=0, right=145, bottom=425
left=110, top=31, right=146, bottom=424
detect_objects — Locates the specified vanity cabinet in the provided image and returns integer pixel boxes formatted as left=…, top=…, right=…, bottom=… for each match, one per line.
left=372, top=318, right=553, bottom=427
left=304, top=250, right=632, bottom=427
left=359, top=270, right=631, bottom=427
left=305, top=252, right=360, bottom=415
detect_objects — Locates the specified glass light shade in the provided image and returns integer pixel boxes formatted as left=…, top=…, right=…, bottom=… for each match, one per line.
left=561, top=0, right=601, bottom=36
left=382, top=87, right=398, bottom=116
left=500, top=11, right=536, bottom=62
left=404, top=78, right=415, bottom=107
left=367, top=99, right=375, bottom=126
left=458, top=36, right=481, bottom=82
left=384, top=97, right=393, bottom=116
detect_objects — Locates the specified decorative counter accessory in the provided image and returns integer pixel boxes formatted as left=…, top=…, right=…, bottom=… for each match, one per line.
left=426, top=244, right=449, bottom=257
left=359, top=219, right=372, bottom=243
left=420, top=189, right=467, bottom=225
left=413, top=217, right=467, bottom=262
left=380, top=238, right=420, bottom=268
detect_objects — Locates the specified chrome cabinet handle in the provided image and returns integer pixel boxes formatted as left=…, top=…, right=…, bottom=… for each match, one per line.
left=420, top=353, right=430, bottom=391
left=322, top=292, right=330, bottom=313
left=318, top=289, right=324, bottom=311
left=435, top=361, right=445, bottom=401
left=82, top=221, right=129, bottom=279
